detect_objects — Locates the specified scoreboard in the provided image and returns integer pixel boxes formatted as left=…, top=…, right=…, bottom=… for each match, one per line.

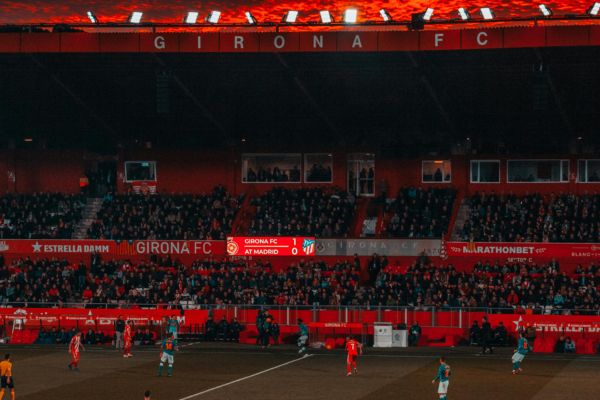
left=226, top=237, right=316, bottom=257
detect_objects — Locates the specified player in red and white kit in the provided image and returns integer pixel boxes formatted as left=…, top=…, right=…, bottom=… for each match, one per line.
left=123, top=321, right=134, bottom=358
left=345, top=336, right=363, bottom=376
left=68, top=331, right=85, bottom=371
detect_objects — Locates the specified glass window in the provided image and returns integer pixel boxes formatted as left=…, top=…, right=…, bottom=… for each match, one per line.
left=422, top=160, right=451, bottom=183
left=348, top=153, right=375, bottom=197
left=242, top=154, right=302, bottom=183
left=470, top=160, right=500, bottom=183
left=507, top=160, right=569, bottom=183
left=125, top=161, right=156, bottom=182
left=578, top=160, right=600, bottom=183
left=305, top=154, right=333, bottom=183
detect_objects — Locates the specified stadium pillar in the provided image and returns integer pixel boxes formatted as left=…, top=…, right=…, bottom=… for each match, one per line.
left=459, top=309, right=463, bottom=328
left=432, top=307, right=437, bottom=327
left=286, top=307, right=290, bottom=325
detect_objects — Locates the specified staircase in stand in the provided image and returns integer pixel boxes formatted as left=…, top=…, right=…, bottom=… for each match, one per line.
left=450, top=197, right=470, bottom=240
left=72, top=197, right=104, bottom=239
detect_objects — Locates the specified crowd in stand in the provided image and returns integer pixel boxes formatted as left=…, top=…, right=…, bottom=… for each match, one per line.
left=87, top=186, right=242, bottom=240
left=1, top=252, right=599, bottom=314
left=460, top=192, right=600, bottom=242
left=385, top=188, right=456, bottom=238
left=0, top=193, right=85, bottom=239
left=245, top=166, right=301, bottom=183
left=35, top=327, right=111, bottom=345
left=249, top=188, right=355, bottom=238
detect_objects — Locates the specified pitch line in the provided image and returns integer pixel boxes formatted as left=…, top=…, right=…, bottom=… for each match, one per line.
left=177, top=354, right=314, bottom=400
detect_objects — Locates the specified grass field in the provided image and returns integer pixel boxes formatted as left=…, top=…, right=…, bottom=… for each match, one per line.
left=6, top=343, right=600, bottom=400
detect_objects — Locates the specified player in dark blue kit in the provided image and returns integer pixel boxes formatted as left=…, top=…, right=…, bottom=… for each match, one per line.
left=158, top=333, right=177, bottom=377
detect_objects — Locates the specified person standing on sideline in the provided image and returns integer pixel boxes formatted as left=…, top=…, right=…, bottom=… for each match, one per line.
left=481, top=316, right=493, bottom=354
left=115, top=316, right=125, bottom=350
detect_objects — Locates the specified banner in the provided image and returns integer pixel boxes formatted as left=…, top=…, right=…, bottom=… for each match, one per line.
left=488, top=314, right=600, bottom=334
left=1, top=26, right=600, bottom=54
left=446, top=242, right=600, bottom=260
left=316, top=238, right=441, bottom=257
left=0, top=239, right=225, bottom=257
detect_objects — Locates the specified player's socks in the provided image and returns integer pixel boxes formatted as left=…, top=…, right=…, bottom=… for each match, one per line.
left=10, top=390, right=14, bottom=400
left=167, top=365, right=173, bottom=376
left=0, top=389, right=5, bottom=398
left=158, top=363, right=164, bottom=376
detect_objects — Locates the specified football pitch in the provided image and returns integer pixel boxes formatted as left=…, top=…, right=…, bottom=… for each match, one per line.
left=7, top=343, right=600, bottom=400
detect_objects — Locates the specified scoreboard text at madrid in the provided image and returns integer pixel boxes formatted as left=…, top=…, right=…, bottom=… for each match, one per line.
left=226, top=237, right=316, bottom=257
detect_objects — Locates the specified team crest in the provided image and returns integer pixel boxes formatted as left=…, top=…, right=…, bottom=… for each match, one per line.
left=302, top=239, right=315, bottom=255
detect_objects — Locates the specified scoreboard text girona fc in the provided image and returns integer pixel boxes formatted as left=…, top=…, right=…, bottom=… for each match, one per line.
left=226, top=237, right=316, bottom=257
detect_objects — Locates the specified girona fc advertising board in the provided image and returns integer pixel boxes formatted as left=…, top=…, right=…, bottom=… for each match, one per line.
left=226, top=237, right=316, bottom=256
left=0, top=239, right=225, bottom=257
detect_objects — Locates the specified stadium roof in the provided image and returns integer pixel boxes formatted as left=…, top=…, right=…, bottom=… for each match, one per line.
left=0, top=1, right=597, bottom=26
left=1, top=46, right=599, bottom=154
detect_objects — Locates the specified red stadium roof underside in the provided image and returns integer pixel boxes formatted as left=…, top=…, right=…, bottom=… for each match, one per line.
left=0, top=0, right=598, bottom=27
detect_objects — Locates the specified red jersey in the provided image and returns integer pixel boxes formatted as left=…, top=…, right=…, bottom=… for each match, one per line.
left=346, top=339, right=360, bottom=356
left=124, top=324, right=132, bottom=342
left=69, top=335, right=81, bottom=354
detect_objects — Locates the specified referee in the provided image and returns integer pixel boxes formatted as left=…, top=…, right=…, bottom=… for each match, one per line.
left=0, top=354, right=14, bottom=400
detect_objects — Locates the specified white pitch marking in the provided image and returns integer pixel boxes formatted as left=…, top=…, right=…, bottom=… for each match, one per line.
left=177, top=354, right=314, bottom=400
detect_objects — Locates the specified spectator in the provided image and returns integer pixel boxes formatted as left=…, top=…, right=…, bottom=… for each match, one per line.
left=216, top=317, right=229, bottom=341
left=271, top=321, right=280, bottom=346
left=204, top=317, right=217, bottom=341
left=461, top=192, right=600, bottom=243
left=84, top=329, right=97, bottom=345
left=87, top=186, right=242, bottom=240
left=480, top=316, right=493, bottom=354
left=115, top=316, right=125, bottom=349
left=385, top=188, right=455, bottom=239
left=554, top=335, right=566, bottom=353
left=408, top=322, right=422, bottom=346
left=470, top=321, right=481, bottom=346
left=249, top=188, right=355, bottom=238
left=0, top=193, right=85, bottom=239
left=564, top=337, right=576, bottom=353
left=493, top=322, right=507, bottom=346
left=228, top=318, right=243, bottom=342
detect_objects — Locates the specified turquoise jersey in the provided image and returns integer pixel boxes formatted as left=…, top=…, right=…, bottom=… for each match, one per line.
left=517, top=337, right=530, bottom=355
left=168, top=319, right=179, bottom=333
left=162, top=338, right=177, bottom=355
left=298, top=323, right=309, bottom=336
left=434, top=363, right=450, bottom=383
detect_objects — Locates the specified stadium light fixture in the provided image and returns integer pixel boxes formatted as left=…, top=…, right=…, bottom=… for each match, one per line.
left=538, top=4, right=552, bottom=17
left=86, top=11, right=98, bottom=24
left=245, top=11, right=257, bottom=24
left=343, top=8, right=358, bottom=23
left=320, top=10, right=332, bottom=24
left=480, top=8, right=494, bottom=20
left=458, top=8, right=471, bottom=20
left=185, top=11, right=199, bottom=24
left=207, top=11, right=221, bottom=24
left=284, top=10, right=298, bottom=23
left=379, top=9, right=392, bottom=22
left=588, top=2, right=600, bottom=15
left=423, top=8, right=434, bottom=21
left=129, top=11, right=143, bottom=24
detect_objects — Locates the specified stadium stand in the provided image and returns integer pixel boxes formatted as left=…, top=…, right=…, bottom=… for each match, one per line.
left=249, top=188, right=356, bottom=238
left=459, top=192, right=600, bottom=242
left=0, top=193, right=85, bottom=239
left=384, top=187, right=456, bottom=238
left=1, top=255, right=597, bottom=314
left=86, top=186, right=242, bottom=240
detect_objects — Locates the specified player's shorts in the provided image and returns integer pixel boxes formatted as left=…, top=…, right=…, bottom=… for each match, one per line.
left=298, top=335, right=308, bottom=346
left=347, top=354, right=357, bottom=363
left=512, top=352, right=525, bottom=363
left=437, top=380, right=449, bottom=395
left=160, top=353, right=174, bottom=365
left=1, top=376, right=14, bottom=389
left=168, top=330, right=178, bottom=339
